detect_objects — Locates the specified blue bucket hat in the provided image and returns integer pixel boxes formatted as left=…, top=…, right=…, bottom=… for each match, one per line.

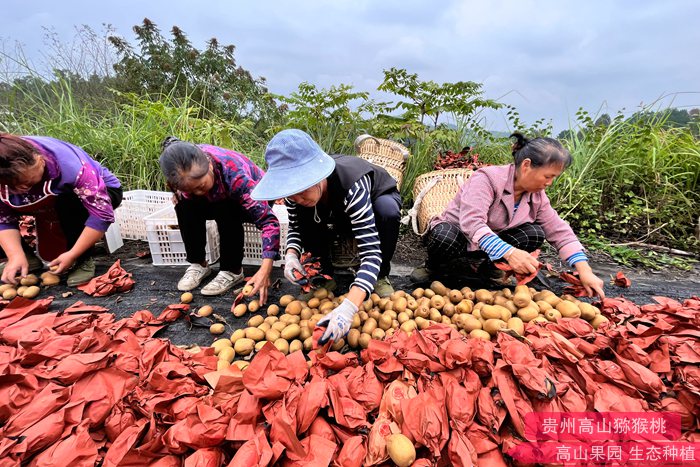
left=251, top=129, right=336, bottom=200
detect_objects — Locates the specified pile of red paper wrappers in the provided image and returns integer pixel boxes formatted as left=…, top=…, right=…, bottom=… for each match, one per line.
left=0, top=294, right=698, bottom=466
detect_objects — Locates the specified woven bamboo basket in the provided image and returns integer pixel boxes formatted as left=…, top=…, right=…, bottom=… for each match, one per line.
left=329, top=135, right=410, bottom=269
left=354, top=134, right=410, bottom=187
left=411, top=168, right=473, bottom=235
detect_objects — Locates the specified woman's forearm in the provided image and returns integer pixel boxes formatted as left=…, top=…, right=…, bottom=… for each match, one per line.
left=0, top=229, right=24, bottom=259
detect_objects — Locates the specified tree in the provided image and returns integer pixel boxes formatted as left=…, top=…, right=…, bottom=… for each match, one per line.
left=108, top=19, right=280, bottom=125
left=627, top=108, right=693, bottom=129
left=595, top=113, right=612, bottom=127
left=0, top=25, right=118, bottom=115
left=276, top=82, right=381, bottom=153
left=377, top=68, right=501, bottom=127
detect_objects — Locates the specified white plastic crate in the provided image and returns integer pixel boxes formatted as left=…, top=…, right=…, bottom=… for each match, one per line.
left=242, top=204, right=289, bottom=266
left=115, top=190, right=173, bottom=240
left=144, top=205, right=220, bottom=266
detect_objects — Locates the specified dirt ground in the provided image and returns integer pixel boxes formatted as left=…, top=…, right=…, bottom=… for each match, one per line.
left=37, top=235, right=699, bottom=348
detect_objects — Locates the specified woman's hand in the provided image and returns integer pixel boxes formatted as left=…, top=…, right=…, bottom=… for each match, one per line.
left=504, top=248, right=540, bottom=275
left=49, top=251, right=79, bottom=274
left=1, top=255, right=29, bottom=284
left=317, top=298, right=358, bottom=344
left=245, top=259, right=273, bottom=305
left=576, top=263, right=606, bottom=299
left=283, top=251, right=305, bottom=285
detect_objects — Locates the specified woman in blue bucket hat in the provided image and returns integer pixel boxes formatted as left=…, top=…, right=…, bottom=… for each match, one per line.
left=252, top=129, right=401, bottom=345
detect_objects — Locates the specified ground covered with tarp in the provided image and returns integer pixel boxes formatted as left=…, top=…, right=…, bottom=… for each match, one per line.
left=11, top=237, right=699, bottom=351
left=0, top=288, right=698, bottom=466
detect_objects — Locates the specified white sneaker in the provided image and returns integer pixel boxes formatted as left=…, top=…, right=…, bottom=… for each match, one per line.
left=177, top=264, right=212, bottom=291
left=201, top=270, right=245, bottom=296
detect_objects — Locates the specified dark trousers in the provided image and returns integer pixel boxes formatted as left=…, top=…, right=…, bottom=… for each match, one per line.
left=174, top=196, right=250, bottom=272
left=426, top=221, right=545, bottom=271
left=298, top=191, right=402, bottom=277
left=1, top=186, right=123, bottom=261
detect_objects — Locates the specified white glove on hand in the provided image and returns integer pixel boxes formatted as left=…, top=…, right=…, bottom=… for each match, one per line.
left=317, top=298, right=358, bottom=345
left=283, top=252, right=305, bottom=285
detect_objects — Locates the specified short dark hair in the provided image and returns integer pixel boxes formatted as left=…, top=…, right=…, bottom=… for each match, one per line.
left=159, top=137, right=209, bottom=190
left=0, top=133, right=41, bottom=185
left=510, top=132, right=572, bottom=169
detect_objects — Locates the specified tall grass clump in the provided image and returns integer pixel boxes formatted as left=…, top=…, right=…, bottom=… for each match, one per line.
left=0, top=78, right=265, bottom=190
left=551, top=108, right=700, bottom=250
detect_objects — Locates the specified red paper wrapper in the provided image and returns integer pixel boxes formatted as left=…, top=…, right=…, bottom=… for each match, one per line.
left=345, top=361, right=383, bottom=412
left=333, top=435, right=366, bottom=467
left=364, top=414, right=400, bottom=465
left=307, top=416, right=336, bottom=442
left=281, top=434, right=336, bottom=467
left=226, top=390, right=260, bottom=442
left=379, top=378, right=418, bottom=426
left=613, top=270, right=632, bottom=287
left=184, top=447, right=225, bottom=467
left=327, top=373, right=370, bottom=430
left=27, top=419, right=99, bottom=466
left=440, top=371, right=480, bottom=431
left=242, top=342, right=294, bottom=399
left=162, top=404, right=228, bottom=451
left=447, top=427, right=479, bottom=467
left=1, top=287, right=698, bottom=466
left=494, top=249, right=545, bottom=285
left=77, top=260, right=134, bottom=297
left=559, top=270, right=589, bottom=296
left=400, top=385, right=449, bottom=457
left=227, top=429, right=273, bottom=466
left=295, top=379, right=329, bottom=434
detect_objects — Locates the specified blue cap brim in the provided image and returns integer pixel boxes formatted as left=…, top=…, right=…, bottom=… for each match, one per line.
left=251, top=152, right=336, bottom=201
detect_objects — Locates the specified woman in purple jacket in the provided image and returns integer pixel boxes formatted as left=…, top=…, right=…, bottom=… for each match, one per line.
left=0, top=134, right=122, bottom=286
left=411, top=133, right=605, bottom=298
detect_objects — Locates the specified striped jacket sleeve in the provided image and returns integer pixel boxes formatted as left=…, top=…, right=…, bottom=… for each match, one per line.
left=284, top=198, right=303, bottom=256
left=344, top=175, right=382, bottom=297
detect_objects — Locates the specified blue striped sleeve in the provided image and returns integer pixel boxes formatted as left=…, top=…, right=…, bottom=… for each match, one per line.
left=566, top=251, right=588, bottom=267
left=344, top=175, right=381, bottom=297
left=478, top=234, right=515, bottom=261
left=284, top=198, right=302, bottom=256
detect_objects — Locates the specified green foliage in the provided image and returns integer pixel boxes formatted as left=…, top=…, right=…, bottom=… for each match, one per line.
left=550, top=106, right=700, bottom=252
left=1, top=25, right=118, bottom=110
left=503, top=105, right=554, bottom=137
left=378, top=67, right=501, bottom=127
left=108, top=19, right=281, bottom=125
left=582, top=236, right=696, bottom=270
left=275, top=82, right=381, bottom=154
left=399, top=134, right=439, bottom=202
left=0, top=79, right=264, bottom=190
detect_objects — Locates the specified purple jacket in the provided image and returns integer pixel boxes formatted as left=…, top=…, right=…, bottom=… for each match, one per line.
left=431, top=164, right=584, bottom=262
left=0, top=136, right=120, bottom=232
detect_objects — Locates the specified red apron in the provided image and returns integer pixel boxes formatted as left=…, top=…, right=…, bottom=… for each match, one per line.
left=0, top=182, right=68, bottom=262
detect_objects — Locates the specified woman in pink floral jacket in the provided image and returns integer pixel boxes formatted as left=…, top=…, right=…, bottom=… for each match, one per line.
left=159, top=137, right=280, bottom=303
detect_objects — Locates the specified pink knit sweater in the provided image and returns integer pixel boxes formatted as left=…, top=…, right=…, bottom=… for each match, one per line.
left=430, top=164, right=584, bottom=262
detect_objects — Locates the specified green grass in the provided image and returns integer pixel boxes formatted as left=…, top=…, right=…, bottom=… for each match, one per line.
left=1, top=79, right=264, bottom=190
left=550, top=108, right=700, bottom=251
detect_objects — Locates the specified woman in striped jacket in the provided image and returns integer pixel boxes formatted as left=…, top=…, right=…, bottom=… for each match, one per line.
left=252, top=129, right=402, bottom=344
left=411, top=133, right=605, bottom=299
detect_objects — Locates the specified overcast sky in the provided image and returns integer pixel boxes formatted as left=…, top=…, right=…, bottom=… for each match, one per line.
left=2, top=0, right=698, bottom=132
